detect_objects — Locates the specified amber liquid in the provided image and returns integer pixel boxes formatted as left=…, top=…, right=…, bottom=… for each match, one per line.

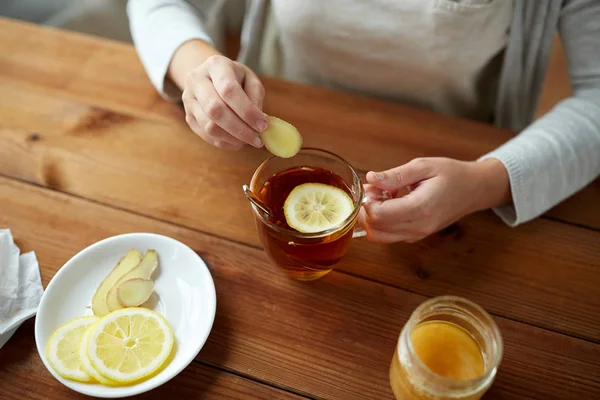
left=256, top=166, right=356, bottom=281
left=390, top=321, right=487, bottom=400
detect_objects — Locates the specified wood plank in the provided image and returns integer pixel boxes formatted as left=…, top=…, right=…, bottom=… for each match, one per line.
left=342, top=214, right=600, bottom=342
left=0, top=17, right=177, bottom=123
left=1, top=83, right=599, bottom=342
left=0, top=18, right=598, bottom=230
left=0, top=322, right=305, bottom=400
left=545, top=181, right=600, bottom=229
left=1, top=178, right=599, bottom=399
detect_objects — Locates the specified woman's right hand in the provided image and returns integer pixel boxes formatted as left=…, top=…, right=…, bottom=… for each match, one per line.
left=182, top=55, right=268, bottom=150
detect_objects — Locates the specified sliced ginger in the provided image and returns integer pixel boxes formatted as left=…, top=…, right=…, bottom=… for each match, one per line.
left=106, top=250, right=158, bottom=312
left=117, top=278, right=154, bottom=307
left=91, top=249, right=142, bottom=316
left=260, top=116, right=303, bottom=158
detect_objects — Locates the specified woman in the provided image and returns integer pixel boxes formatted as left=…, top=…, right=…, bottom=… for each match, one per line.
left=127, top=0, right=600, bottom=243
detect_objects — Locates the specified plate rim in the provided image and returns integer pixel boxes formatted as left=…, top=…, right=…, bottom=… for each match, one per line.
left=34, top=232, right=217, bottom=398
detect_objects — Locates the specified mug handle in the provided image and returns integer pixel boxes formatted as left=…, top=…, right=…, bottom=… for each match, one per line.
left=352, top=226, right=368, bottom=238
left=352, top=190, right=393, bottom=238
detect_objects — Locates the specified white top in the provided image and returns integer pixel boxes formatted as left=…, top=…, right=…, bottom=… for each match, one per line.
left=260, top=0, right=512, bottom=121
left=127, top=0, right=600, bottom=227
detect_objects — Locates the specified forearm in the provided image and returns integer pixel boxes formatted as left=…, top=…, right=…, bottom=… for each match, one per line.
left=127, top=0, right=216, bottom=99
left=168, top=39, right=221, bottom=91
left=480, top=93, right=600, bottom=226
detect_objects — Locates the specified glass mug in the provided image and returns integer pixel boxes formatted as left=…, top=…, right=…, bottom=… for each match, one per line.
left=390, top=296, right=503, bottom=400
left=249, top=148, right=368, bottom=281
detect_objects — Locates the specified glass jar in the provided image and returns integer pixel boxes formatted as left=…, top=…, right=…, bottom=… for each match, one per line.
left=390, top=296, right=503, bottom=400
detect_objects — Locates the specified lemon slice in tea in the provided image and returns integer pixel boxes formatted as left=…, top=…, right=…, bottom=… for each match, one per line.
left=284, top=183, right=354, bottom=233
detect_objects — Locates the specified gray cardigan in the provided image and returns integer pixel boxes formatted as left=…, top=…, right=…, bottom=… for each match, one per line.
left=127, top=0, right=600, bottom=226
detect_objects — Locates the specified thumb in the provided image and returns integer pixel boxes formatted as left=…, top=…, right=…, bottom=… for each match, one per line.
left=366, top=159, right=432, bottom=190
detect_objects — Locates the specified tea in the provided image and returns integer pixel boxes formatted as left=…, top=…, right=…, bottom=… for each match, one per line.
left=256, top=166, right=356, bottom=280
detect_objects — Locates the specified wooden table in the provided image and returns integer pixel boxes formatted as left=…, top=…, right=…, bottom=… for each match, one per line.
left=1, top=18, right=599, bottom=400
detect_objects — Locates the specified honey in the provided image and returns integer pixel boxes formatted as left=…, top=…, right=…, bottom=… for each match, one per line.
left=389, top=297, right=503, bottom=400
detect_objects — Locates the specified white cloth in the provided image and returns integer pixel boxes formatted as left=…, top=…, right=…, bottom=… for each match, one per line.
left=260, top=0, right=512, bottom=121
left=0, top=229, right=43, bottom=349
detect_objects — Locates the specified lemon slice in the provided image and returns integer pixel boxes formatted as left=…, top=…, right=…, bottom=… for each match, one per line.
left=87, top=308, right=174, bottom=384
left=284, top=183, right=354, bottom=233
left=46, top=316, right=98, bottom=382
left=260, top=116, right=303, bottom=158
left=79, top=322, right=116, bottom=385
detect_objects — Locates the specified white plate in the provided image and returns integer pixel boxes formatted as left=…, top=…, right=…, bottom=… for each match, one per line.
left=34, top=233, right=216, bottom=398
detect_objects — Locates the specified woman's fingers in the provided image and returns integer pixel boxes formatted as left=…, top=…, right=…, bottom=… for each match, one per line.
left=205, top=57, right=267, bottom=131
left=367, top=159, right=435, bottom=191
left=183, top=98, right=245, bottom=150
left=360, top=182, right=434, bottom=241
left=364, top=194, right=421, bottom=227
left=359, top=208, right=425, bottom=243
left=182, top=55, right=269, bottom=151
left=190, top=76, right=262, bottom=147
left=363, top=184, right=396, bottom=203
left=367, top=230, right=418, bottom=243
left=242, top=67, right=267, bottom=110
left=212, top=140, right=246, bottom=151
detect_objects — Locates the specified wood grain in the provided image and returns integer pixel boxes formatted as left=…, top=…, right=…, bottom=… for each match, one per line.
left=342, top=214, right=600, bottom=342
left=0, top=17, right=177, bottom=123
left=0, top=17, right=598, bottom=231
left=0, top=322, right=306, bottom=400
left=1, top=177, right=599, bottom=400
left=1, top=80, right=599, bottom=342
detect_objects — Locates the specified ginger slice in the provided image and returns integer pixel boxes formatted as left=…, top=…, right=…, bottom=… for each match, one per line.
left=116, top=278, right=154, bottom=307
left=260, top=116, right=303, bottom=158
left=106, top=250, right=158, bottom=312
left=91, top=249, right=142, bottom=317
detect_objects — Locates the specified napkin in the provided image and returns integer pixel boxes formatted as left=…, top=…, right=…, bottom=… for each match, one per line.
left=0, top=229, right=44, bottom=349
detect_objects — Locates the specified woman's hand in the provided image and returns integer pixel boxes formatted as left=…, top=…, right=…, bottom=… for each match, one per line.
left=181, top=55, right=268, bottom=150
left=359, top=158, right=511, bottom=243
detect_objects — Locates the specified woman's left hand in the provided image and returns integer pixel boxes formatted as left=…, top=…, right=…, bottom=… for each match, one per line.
left=359, top=158, right=511, bottom=243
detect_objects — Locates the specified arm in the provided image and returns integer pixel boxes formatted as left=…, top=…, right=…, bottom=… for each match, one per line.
left=127, top=0, right=218, bottom=100
left=168, top=39, right=221, bottom=90
left=128, top=0, right=267, bottom=151
left=480, top=0, right=600, bottom=226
